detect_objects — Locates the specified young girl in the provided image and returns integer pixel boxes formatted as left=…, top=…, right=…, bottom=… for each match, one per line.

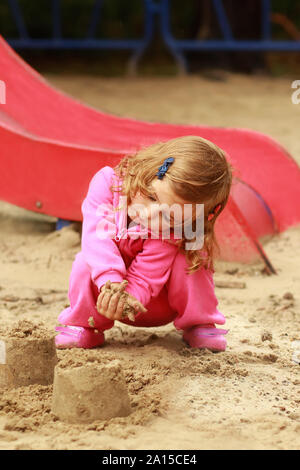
left=55, top=135, right=233, bottom=352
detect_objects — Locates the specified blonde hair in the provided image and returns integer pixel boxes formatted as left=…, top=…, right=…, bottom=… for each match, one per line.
left=111, top=135, right=233, bottom=273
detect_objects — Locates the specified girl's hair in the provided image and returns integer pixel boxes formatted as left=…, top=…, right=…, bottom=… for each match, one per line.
left=112, top=135, right=233, bottom=273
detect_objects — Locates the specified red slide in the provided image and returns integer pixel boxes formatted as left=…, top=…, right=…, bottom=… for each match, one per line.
left=0, top=36, right=299, bottom=269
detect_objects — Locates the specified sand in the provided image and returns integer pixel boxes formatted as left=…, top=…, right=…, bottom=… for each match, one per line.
left=0, top=320, right=57, bottom=388
left=0, top=72, right=299, bottom=450
left=52, top=358, right=131, bottom=424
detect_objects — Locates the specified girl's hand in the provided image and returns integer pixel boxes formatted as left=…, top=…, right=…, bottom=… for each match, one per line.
left=122, top=291, right=148, bottom=321
left=96, top=280, right=147, bottom=321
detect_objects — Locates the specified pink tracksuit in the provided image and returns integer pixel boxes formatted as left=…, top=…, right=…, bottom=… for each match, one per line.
left=58, top=166, right=226, bottom=332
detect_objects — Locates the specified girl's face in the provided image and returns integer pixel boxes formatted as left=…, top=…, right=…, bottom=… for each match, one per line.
left=128, top=178, right=196, bottom=235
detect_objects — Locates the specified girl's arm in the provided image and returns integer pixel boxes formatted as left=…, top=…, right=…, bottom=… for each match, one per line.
left=123, top=238, right=179, bottom=307
left=81, top=166, right=126, bottom=291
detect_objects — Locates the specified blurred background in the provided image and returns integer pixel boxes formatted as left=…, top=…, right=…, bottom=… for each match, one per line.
left=1, top=0, right=300, bottom=76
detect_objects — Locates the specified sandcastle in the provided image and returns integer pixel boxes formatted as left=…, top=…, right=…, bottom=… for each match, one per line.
left=51, top=359, right=131, bottom=424
left=0, top=320, right=58, bottom=388
left=0, top=320, right=132, bottom=424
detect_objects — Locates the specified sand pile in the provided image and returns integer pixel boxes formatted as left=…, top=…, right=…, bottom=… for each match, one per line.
left=52, top=357, right=131, bottom=424
left=0, top=320, right=57, bottom=388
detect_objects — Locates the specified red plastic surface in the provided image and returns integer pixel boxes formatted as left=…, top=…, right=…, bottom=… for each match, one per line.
left=230, top=179, right=277, bottom=239
left=1, top=36, right=300, bottom=265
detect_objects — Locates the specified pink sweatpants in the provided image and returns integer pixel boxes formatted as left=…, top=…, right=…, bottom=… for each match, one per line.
left=58, top=250, right=226, bottom=332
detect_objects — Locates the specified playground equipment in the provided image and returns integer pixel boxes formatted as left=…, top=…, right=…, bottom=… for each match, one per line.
left=0, top=36, right=300, bottom=272
left=4, top=0, right=300, bottom=74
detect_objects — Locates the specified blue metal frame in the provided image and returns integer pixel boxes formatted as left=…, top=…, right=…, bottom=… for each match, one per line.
left=56, top=218, right=73, bottom=231
left=160, top=0, right=300, bottom=72
left=5, top=0, right=158, bottom=74
left=4, top=0, right=300, bottom=73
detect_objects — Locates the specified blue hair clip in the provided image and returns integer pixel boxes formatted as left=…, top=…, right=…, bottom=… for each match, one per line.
left=156, top=157, right=175, bottom=180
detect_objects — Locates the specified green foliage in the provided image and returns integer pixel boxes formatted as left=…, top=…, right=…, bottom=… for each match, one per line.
left=0, top=1, right=18, bottom=36
left=0, top=0, right=145, bottom=39
left=169, top=0, right=199, bottom=39
left=0, top=1, right=299, bottom=40
left=272, top=0, right=300, bottom=37
left=272, top=0, right=300, bottom=25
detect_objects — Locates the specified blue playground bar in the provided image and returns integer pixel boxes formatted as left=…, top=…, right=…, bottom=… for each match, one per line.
left=5, top=0, right=300, bottom=73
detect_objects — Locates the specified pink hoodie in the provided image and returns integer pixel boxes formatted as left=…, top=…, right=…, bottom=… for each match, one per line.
left=80, top=166, right=181, bottom=307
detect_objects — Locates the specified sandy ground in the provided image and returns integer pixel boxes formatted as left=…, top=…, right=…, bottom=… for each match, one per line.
left=0, top=72, right=299, bottom=450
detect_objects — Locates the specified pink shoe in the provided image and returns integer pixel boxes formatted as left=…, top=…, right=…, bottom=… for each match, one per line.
left=183, top=324, right=228, bottom=352
left=55, top=326, right=105, bottom=349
